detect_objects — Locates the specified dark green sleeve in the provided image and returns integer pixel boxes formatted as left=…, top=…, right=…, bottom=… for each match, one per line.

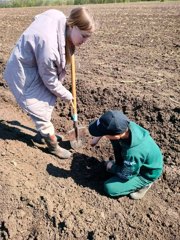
left=110, top=140, right=124, bottom=166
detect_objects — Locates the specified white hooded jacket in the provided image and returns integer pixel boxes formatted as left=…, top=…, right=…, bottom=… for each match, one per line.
left=3, top=9, right=73, bottom=121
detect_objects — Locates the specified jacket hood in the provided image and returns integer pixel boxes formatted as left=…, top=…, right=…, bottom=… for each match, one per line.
left=34, top=9, right=66, bottom=69
left=129, top=122, right=150, bottom=147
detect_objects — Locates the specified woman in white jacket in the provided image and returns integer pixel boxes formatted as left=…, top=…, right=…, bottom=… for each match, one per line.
left=4, top=7, right=95, bottom=159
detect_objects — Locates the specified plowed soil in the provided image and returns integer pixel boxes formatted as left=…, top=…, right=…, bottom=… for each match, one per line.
left=0, top=2, right=179, bottom=240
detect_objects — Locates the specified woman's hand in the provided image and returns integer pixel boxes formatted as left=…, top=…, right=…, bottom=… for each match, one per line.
left=69, top=100, right=75, bottom=109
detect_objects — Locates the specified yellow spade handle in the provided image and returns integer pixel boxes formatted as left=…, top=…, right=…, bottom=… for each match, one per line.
left=71, top=54, right=77, bottom=121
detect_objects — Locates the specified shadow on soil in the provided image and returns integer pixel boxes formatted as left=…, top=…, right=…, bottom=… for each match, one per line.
left=46, top=153, right=111, bottom=196
left=0, top=119, right=37, bottom=147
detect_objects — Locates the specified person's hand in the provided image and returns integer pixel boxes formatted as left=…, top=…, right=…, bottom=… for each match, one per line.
left=69, top=100, right=75, bottom=108
left=106, top=161, right=113, bottom=171
left=90, top=136, right=102, bottom=147
left=104, top=160, right=115, bottom=171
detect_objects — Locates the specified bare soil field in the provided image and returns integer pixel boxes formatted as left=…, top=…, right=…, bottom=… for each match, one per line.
left=0, top=2, right=180, bottom=240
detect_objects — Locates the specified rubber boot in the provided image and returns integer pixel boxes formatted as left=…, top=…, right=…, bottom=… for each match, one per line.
left=130, top=184, right=152, bottom=200
left=44, top=134, right=71, bottom=159
left=33, top=132, right=46, bottom=144
left=33, top=132, right=63, bottom=144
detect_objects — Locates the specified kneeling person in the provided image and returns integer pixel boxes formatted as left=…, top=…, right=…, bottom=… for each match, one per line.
left=88, top=110, right=163, bottom=200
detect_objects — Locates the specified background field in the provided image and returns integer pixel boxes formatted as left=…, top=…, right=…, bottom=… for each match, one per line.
left=0, top=2, right=179, bottom=239
left=0, top=0, right=176, bottom=8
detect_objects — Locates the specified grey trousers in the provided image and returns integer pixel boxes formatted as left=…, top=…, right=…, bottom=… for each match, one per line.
left=30, top=115, right=55, bottom=137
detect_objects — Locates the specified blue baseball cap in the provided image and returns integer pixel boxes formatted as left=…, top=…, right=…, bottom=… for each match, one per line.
left=88, top=110, right=130, bottom=137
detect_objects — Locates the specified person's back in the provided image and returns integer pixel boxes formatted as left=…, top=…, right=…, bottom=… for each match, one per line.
left=116, top=122, right=163, bottom=180
left=4, top=9, right=67, bottom=109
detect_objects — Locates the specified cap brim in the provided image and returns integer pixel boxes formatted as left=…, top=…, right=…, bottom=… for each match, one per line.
left=88, top=119, right=105, bottom=137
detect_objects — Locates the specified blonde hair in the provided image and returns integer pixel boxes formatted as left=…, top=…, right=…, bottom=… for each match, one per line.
left=67, top=7, right=95, bottom=33
left=65, top=7, right=95, bottom=64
